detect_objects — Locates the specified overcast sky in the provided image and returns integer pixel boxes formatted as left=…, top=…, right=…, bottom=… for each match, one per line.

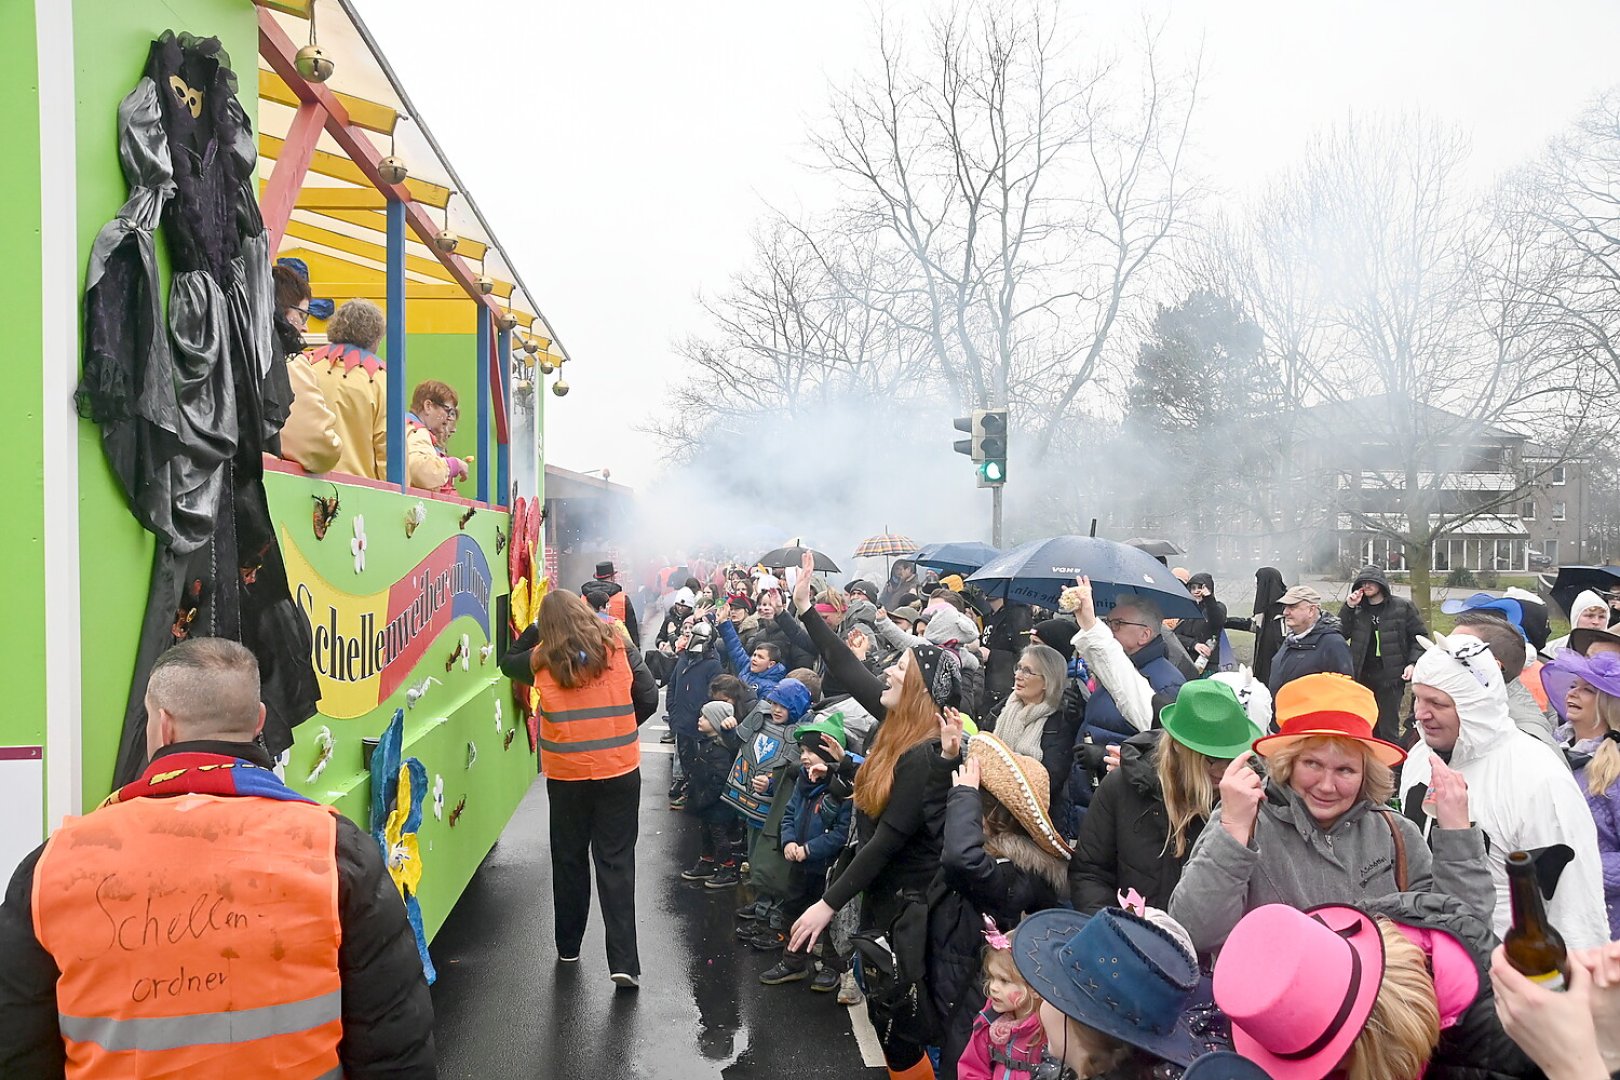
left=353, top=0, right=1620, bottom=488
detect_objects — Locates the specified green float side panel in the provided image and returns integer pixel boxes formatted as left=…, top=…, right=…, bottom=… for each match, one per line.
left=1, top=2, right=46, bottom=801
left=71, top=0, right=260, bottom=809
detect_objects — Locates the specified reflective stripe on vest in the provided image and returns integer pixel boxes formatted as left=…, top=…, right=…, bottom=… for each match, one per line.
left=534, top=647, right=640, bottom=781
left=33, top=793, right=343, bottom=1079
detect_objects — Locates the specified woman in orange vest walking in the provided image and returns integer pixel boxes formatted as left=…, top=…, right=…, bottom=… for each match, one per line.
left=517, top=590, right=659, bottom=988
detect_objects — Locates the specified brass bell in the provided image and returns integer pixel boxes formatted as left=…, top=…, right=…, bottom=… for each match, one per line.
left=495, top=311, right=518, bottom=333
left=295, top=44, right=335, bottom=83
left=552, top=379, right=570, bottom=397
left=377, top=156, right=409, bottom=185
left=521, top=337, right=540, bottom=355
left=538, top=358, right=556, bottom=375
left=433, top=229, right=458, bottom=254
left=475, top=275, right=495, bottom=295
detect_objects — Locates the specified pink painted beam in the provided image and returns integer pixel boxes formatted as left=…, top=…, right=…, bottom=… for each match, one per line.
left=261, top=98, right=327, bottom=252
left=257, top=7, right=510, bottom=442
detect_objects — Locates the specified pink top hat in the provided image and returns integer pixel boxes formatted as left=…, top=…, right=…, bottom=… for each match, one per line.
left=1213, top=904, right=1385, bottom=1080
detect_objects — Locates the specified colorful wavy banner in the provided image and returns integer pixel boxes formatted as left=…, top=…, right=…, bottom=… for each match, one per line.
left=281, top=528, right=493, bottom=719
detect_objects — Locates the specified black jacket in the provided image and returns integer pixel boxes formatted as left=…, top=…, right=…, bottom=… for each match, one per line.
left=983, top=601, right=1034, bottom=704
left=1070, top=731, right=1205, bottom=913
left=580, top=579, right=640, bottom=646
left=1361, top=892, right=1540, bottom=1080
left=1266, top=615, right=1354, bottom=697
left=1241, top=567, right=1289, bottom=686
left=931, top=784, right=1068, bottom=1080
left=1174, top=597, right=1228, bottom=666
left=742, top=611, right=816, bottom=673
left=1338, top=567, right=1428, bottom=686
left=0, top=741, right=436, bottom=1077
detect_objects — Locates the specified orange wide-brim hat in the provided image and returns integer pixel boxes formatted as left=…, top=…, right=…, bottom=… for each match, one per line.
left=1252, top=673, right=1407, bottom=769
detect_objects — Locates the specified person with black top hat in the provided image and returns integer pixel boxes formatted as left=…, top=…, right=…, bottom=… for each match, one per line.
left=582, top=561, right=640, bottom=647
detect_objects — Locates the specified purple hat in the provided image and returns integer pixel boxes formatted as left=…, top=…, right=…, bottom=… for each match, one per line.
left=1540, top=647, right=1620, bottom=722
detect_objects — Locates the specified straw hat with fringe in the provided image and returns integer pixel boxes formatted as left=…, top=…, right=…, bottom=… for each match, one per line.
left=968, top=732, right=1073, bottom=859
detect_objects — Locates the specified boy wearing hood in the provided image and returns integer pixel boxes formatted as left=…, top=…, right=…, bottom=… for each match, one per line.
left=1404, top=634, right=1610, bottom=950
left=1339, top=566, right=1428, bottom=743
left=759, top=714, right=853, bottom=989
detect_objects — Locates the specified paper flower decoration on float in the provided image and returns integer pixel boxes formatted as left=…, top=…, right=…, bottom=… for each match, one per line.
left=304, top=726, right=335, bottom=783
left=433, top=774, right=444, bottom=821
left=351, top=515, right=368, bottom=573
left=368, top=709, right=435, bottom=983
left=406, top=676, right=441, bottom=710
left=459, top=633, right=471, bottom=671
left=479, top=643, right=492, bottom=666
left=494, top=698, right=503, bottom=734
left=404, top=501, right=427, bottom=539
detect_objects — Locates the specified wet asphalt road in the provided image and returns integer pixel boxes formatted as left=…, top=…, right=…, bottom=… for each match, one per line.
left=429, top=718, right=884, bottom=1079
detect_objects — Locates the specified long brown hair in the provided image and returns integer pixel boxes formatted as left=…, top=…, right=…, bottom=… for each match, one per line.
left=532, top=590, right=621, bottom=688
left=1157, top=734, right=1220, bottom=858
left=854, top=657, right=939, bottom=817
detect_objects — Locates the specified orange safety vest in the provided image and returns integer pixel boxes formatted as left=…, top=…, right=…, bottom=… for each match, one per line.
left=1521, top=659, right=1551, bottom=711
left=33, top=794, right=343, bottom=1079
left=534, top=646, right=641, bottom=781
left=606, top=590, right=628, bottom=626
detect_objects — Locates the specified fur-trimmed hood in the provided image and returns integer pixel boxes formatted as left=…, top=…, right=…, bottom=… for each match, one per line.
left=986, top=830, right=1070, bottom=899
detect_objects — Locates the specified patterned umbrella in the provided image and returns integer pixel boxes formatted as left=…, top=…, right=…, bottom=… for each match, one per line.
left=854, top=532, right=919, bottom=559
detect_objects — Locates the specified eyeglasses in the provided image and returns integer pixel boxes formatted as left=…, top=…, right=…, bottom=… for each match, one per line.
left=288, top=305, right=311, bottom=325
left=435, top=401, right=460, bottom=419
left=1103, top=617, right=1151, bottom=632
left=1014, top=665, right=1044, bottom=679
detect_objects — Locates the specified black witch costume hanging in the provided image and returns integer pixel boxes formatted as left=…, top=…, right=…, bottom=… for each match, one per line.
left=76, top=32, right=320, bottom=785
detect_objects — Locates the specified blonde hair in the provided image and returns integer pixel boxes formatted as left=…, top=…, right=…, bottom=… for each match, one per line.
left=982, top=937, right=1042, bottom=1023
left=1264, top=735, right=1395, bottom=806
left=1341, top=918, right=1442, bottom=1080
left=1157, top=733, right=1220, bottom=858
left=1586, top=690, right=1620, bottom=795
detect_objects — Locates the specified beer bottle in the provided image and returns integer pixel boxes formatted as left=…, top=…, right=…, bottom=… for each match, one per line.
left=1503, top=849, right=1568, bottom=990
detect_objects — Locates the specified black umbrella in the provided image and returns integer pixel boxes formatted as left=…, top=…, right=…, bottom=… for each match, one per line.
left=911, top=540, right=1002, bottom=577
left=1124, top=537, right=1186, bottom=559
left=1548, top=565, right=1620, bottom=620
left=967, top=536, right=1201, bottom=619
left=758, top=544, right=841, bottom=573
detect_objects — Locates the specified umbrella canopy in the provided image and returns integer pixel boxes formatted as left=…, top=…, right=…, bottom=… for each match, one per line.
left=854, top=532, right=919, bottom=559
left=968, top=536, right=1201, bottom=619
left=758, top=545, right=841, bottom=573
left=1549, top=565, right=1620, bottom=620
left=912, top=541, right=1002, bottom=577
left=1124, top=537, right=1186, bottom=558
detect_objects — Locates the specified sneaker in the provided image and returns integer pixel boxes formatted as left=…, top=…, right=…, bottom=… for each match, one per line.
left=705, top=864, right=741, bottom=889
left=811, top=967, right=841, bottom=993
left=837, top=969, right=863, bottom=1006
left=734, top=901, right=764, bottom=921
left=610, top=972, right=640, bottom=989
left=680, top=858, right=718, bottom=881
left=667, top=793, right=688, bottom=810
left=759, top=962, right=808, bottom=985
left=734, top=921, right=759, bottom=941
left=557, top=952, right=580, bottom=964
left=659, top=729, right=676, bottom=743
left=749, top=924, right=787, bottom=951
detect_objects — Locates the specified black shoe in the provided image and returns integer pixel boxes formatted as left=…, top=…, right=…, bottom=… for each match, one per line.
left=659, top=729, right=676, bottom=743
left=735, top=901, right=764, bottom=921
left=706, top=864, right=741, bottom=889
left=749, top=925, right=787, bottom=951
left=811, top=966, right=841, bottom=992
left=735, top=921, right=759, bottom=941
left=759, top=961, right=808, bottom=985
left=680, top=858, right=718, bottom=881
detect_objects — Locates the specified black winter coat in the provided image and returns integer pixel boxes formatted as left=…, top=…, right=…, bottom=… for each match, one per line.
left=1361, top=892, right=1540, bottom=1080
left=930, top=785, right=1068, bottom=1080
left=983, top=601, right=1033, bottom=707
left=1266, top=615, right=1354, bottom=697
left=1070, top=731, right=1205, bottom=913
left=1174, top=597, right=1228, bottom=666
left=0, top=741, right=437, bottom=1077
left=1338, top=567, right=1428, bottom=686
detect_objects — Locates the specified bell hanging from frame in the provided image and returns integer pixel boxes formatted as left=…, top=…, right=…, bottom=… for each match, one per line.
left=295, top=44, right=335, bottom=83
left=552, top=378, right=570, bottom=397
left=377, top=155, right=409, bottom=185
left=433, top=229, right=459, bottom=254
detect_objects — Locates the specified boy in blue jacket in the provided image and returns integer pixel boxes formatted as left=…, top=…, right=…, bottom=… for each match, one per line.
left=758, top=712, right=852, bottom=990
left=716, top=604, right=787, bottom=697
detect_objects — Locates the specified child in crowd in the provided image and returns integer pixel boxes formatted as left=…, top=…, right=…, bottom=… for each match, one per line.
left=680, top=700, right=747, bottom=888
left=724, top=678, right=813, bottom=947
left=717, top=604, right=787, bottom=696
left=957, top=922, right=1048, bottom=1080
left=665, top=619, right=721, bottom=809
left=759, top=712, right=853, bottom=990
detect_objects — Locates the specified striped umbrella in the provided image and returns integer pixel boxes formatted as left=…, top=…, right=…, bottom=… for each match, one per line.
left=854, top=532, right=918, bottom=559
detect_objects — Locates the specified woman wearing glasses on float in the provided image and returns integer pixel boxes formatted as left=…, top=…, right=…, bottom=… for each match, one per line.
left=406, top=380, right=470, bottom=494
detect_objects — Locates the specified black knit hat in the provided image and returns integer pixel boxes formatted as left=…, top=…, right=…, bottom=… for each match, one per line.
left=1032, top=617, right=1078, bottom=661
left=910, top=642, right=963, bottom=710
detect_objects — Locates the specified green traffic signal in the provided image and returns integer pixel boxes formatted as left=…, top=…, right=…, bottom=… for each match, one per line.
left=978, top=459, right=1006, bottom=486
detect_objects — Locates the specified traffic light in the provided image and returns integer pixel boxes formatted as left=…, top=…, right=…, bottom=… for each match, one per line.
left=952, top=415, right=976, bottom=460
left=976, top=408, right=1007, bottom=487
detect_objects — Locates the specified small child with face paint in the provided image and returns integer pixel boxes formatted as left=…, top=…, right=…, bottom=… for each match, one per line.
left=957, top=921, right=1048, bottom=1080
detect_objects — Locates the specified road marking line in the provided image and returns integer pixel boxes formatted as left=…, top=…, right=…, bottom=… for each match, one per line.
left=639, top=744, right=675, bottom=755
left=847, top=995, right=884, bottom=1067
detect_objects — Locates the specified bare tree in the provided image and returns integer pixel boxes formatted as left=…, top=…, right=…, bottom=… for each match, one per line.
left=805, top=5, right=1200, bottom=463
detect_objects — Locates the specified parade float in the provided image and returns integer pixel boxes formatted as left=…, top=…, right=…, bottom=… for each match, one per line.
left=7, top=0, right=566, bottom=951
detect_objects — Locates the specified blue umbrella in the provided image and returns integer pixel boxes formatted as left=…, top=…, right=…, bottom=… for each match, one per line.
left=966, top=536, right=1201, bottom=619
left=911, top=540, right=1002, bottom=577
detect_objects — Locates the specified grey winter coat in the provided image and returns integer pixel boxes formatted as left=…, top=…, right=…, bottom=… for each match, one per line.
left=1168, top=779, right=1494, bottom=955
